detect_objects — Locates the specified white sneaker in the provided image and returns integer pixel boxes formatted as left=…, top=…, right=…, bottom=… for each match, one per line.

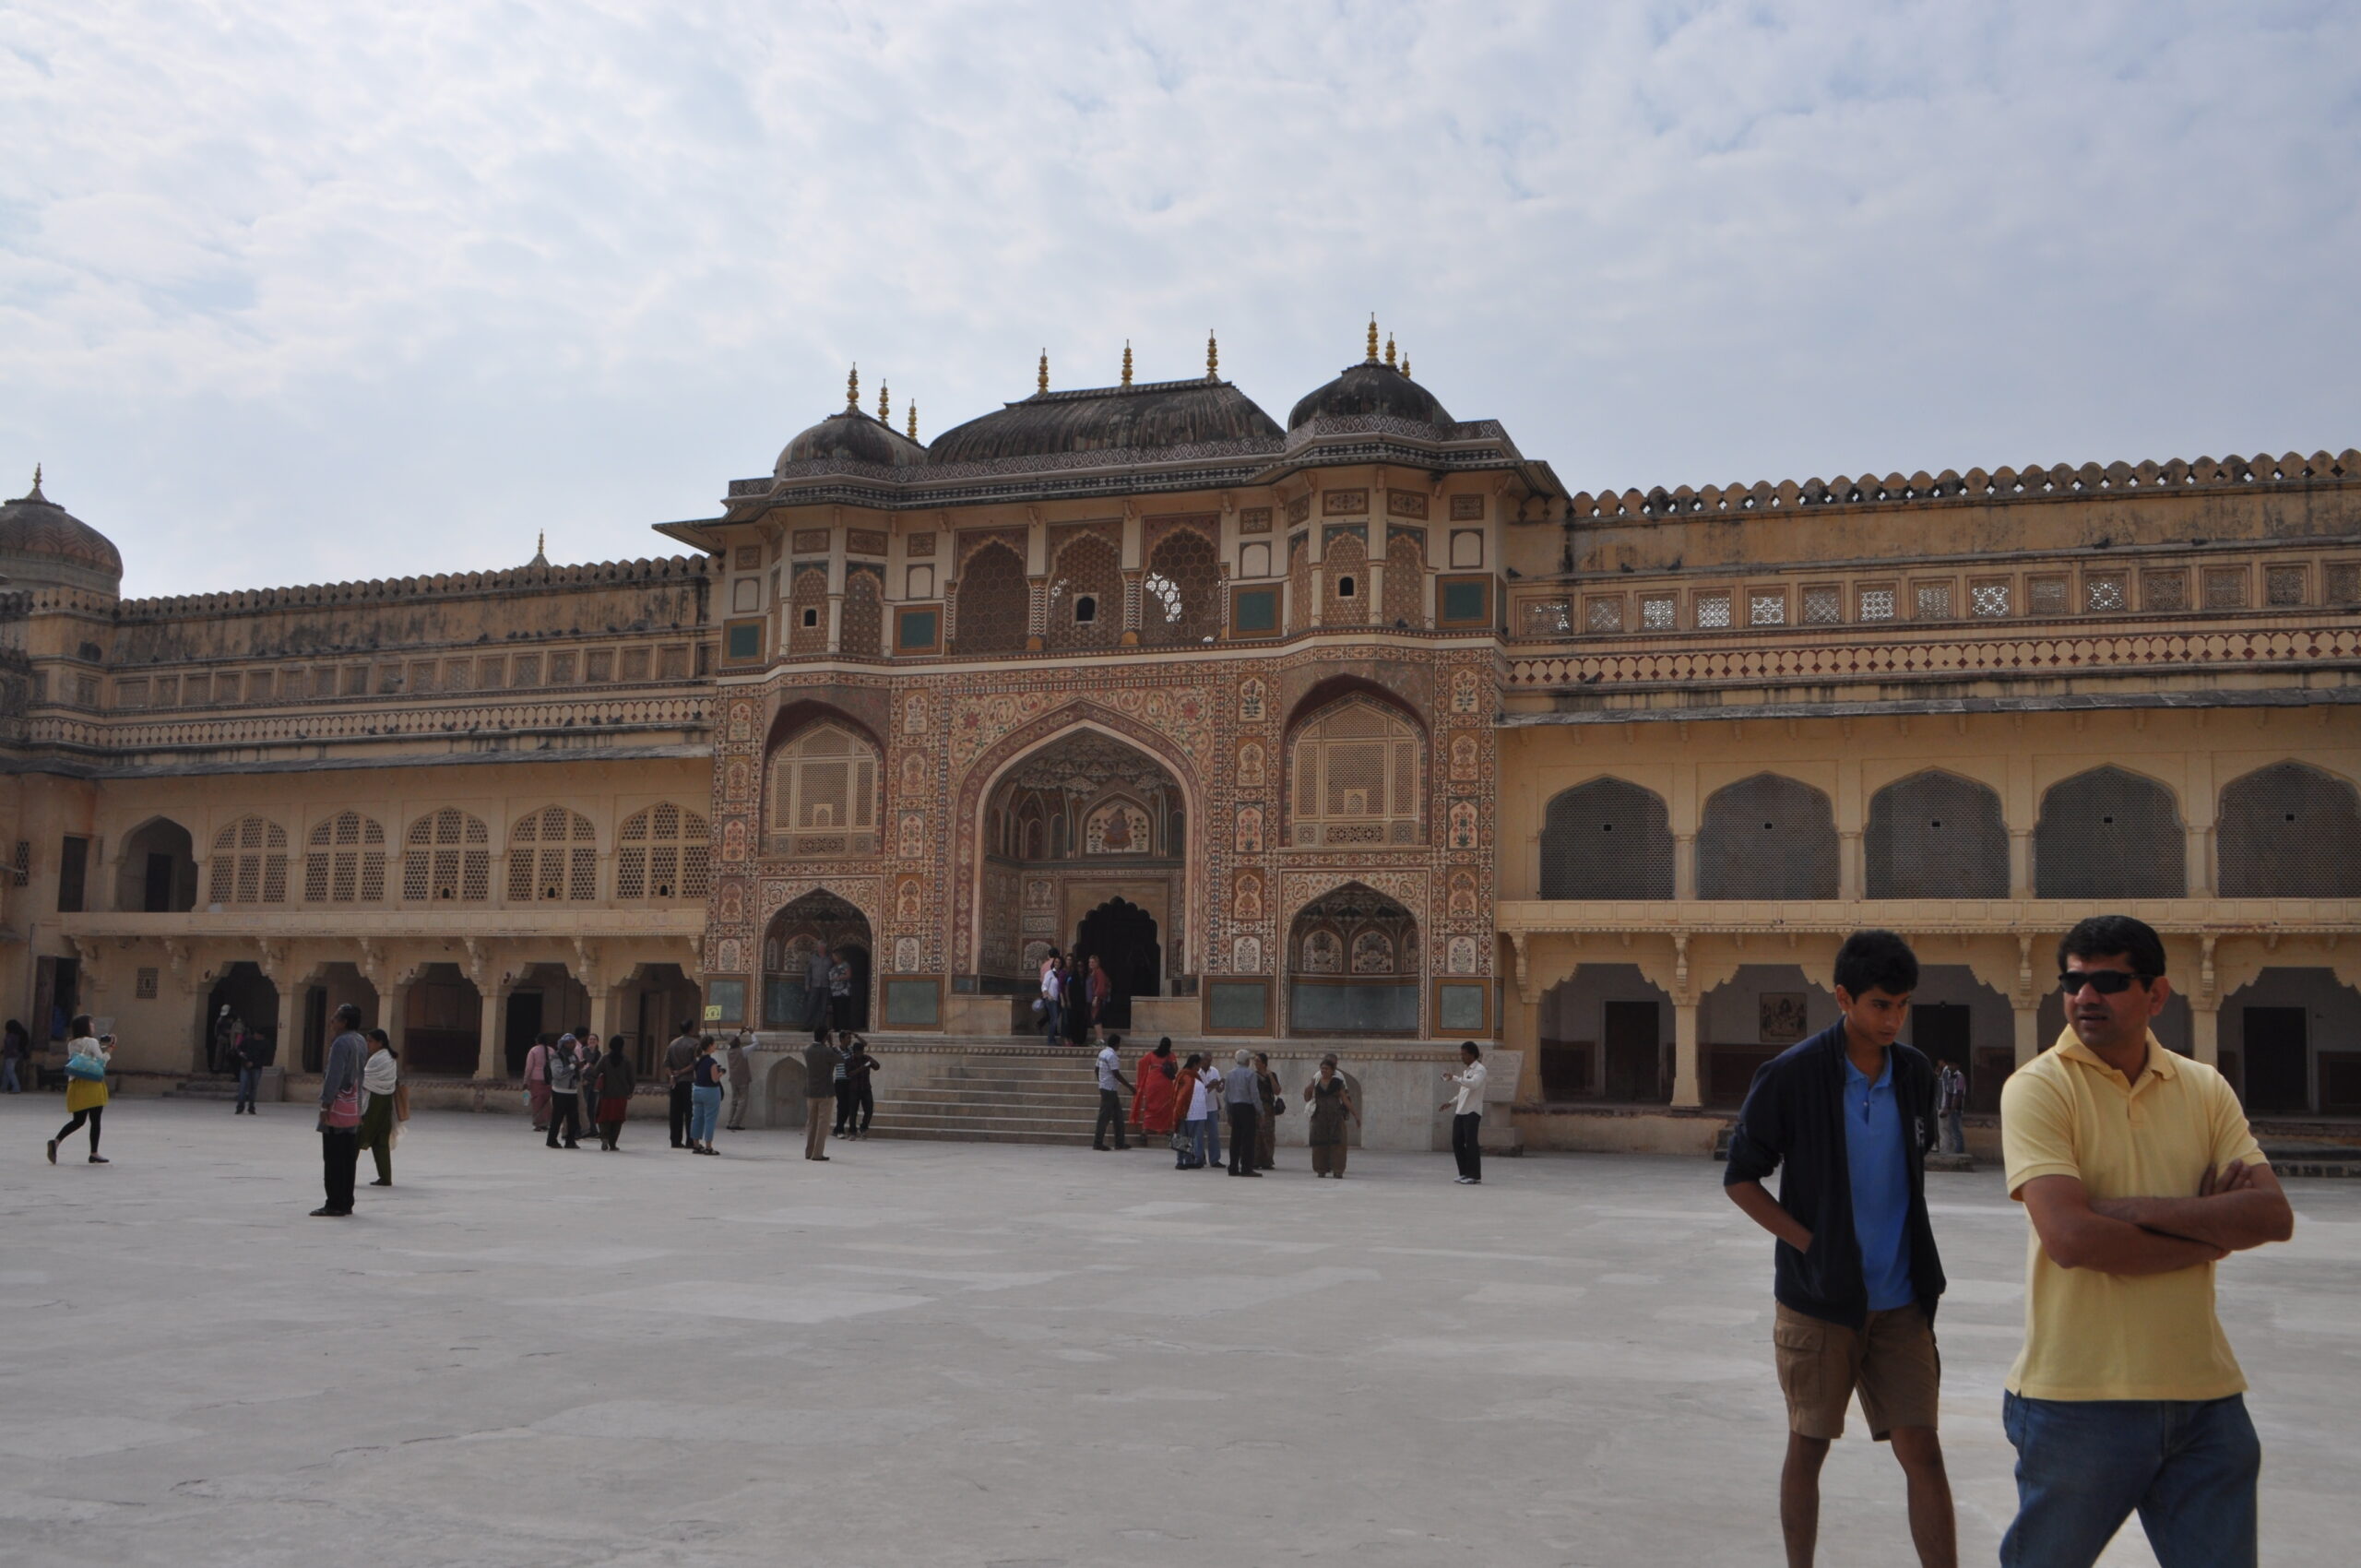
left=1454, top=1175, right=1475, bottom=1184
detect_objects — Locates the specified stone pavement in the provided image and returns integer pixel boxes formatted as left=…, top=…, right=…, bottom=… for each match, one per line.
left=2, top=1099, right=2355, bottom=1568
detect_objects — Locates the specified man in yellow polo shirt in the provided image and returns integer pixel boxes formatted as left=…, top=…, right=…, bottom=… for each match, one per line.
left=2000, top=915, right=2294, bottom=1568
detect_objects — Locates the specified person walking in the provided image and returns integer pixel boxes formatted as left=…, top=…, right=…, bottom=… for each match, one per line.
left=1999, top=915, right=2293, bottom=1568
left=1131, top=1037, right=1179, bottom=1143
left=359, top=1028, right=400, bottom=1188
left=1938, top=1061, right=1967, bottom=1156
left=802, top=945, right=833, bottom=1045
left=664, top=1021, right=700, bottom=1150
left=3, top=1018, right=28, bottom=1094
left=1440, top=1042, right=1488, bottom=1185
left=588, top=1035, right=634, bottom=1151
left=524, top=1033, right=552, bottom=1133
left=1253, top=1051, right=1281, bottom=1170
left=544, top=1032, right=584, bottom=1149
left=313, top=1004, right=366, bottom=1215
left=48, top=1019, right=112, bottom=1166
left=1092, top=1034, right=1133, bottom=1151
left=1724, top=930, right=1953, bottom=1568
left=1038, top=949, right=1063, bottom=1046
left=227, top=1024, right=263, bottom=1114
left=1083, top=955, right=1111, bottom=1044
left=1172, top=1051, right=1212, bottom=1170
left=1220, top=1050, right=1262, bottom=1177
left=687, top=1037, right=725, bottom=1155
left=838, top=1035, right=881, bottom=1138
left=1305, top=1054, right=1358, bottom=1178
left=802, top=1033, right=841, bottom=1161
left=725, top=1033, right=753, bottom=1132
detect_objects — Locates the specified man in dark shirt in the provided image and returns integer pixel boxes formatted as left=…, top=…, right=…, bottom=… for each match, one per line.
left=664, top=1022, right=701, bottom=1148
left=802, top=1036, right=842, bottom=1161
left=313, top=1004, right=367, bottom=1218
left=1724, top=930, right=1952, bottom=1568
left=802, top=947, right=833, bottom=1045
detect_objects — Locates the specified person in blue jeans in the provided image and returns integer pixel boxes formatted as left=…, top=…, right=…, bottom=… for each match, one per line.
left=231, top=1028, right=263, bottom=1114
left=686, top=1038, right=725, bottom=1155
left=1999, top=916, right=2295, bottom=1568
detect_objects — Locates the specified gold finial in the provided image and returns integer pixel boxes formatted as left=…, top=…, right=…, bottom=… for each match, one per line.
left=1037, top=349, right=1049, bottom=396
left=907, top=403, right=919, bottom=440
left=26, top=463, right=42, bottom=501
left=1121, top=340, right=1133, bottom=386
left=1401, top=352, right=1411, bottom=378
left=879, top=380, right=891, bottom=423
left=847, top=363, right=860, bottom=410
left=537, top=529, right=544, bottom=554
left=1366, top=315, right=1379, bottom=362
left=1383, top=333, right=1397, bottom=369
left=1206, top=330, right=1219, bottom=381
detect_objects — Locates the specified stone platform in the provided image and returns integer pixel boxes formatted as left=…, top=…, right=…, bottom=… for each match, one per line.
left=3, top=1098, right=2356, bottom=1566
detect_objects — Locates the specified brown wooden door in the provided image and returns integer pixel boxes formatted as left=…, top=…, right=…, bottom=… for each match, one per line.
left=1603, top=1001, right=1660, bottom=1102
left=2243, top=1007, right=2309, bottom=1113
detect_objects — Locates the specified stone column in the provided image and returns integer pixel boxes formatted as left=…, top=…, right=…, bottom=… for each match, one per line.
left=386, top=978, right=412, bottom=1060
left=275, top=983, right=302, bottom=1075
left=1838, top=830, right=1864, bottom=901
left=2013, top=1003, right=2042, bottom=1068
left=475, top=987, right=505, bottom=1080
left=2008, top=830, right=2033, bottom=898
left=1674, top=834, right=1698, bottom=901
left=2189, top=1000, right=2220, bottom=1068
left=825, top=592, right=844, bottom=654
left=1672, top=1001, right=1701, bottom=1110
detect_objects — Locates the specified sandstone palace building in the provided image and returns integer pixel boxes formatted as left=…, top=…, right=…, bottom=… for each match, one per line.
left=5, top=325, right=2358, bottom=1147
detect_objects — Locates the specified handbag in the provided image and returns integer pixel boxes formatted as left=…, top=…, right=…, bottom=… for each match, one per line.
left=1273, top=1097, right=1287, bottom=1116
left=1169, top=1127, right=1191, bottom=1154
left=325, top=1084, right=362, bottom=1130
left=64, top=1052, right=106, bottom=1082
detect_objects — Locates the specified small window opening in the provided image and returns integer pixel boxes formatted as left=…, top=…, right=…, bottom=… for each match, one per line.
left=801, top=607, right=820, bottom=628
left=1336, top=576, right=1358, bottom=599
left=1074, top=595, right=1098, bottom=624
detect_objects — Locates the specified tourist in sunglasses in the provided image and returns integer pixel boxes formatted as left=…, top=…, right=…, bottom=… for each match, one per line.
left=1998, top=915, right=2294, bottom=1568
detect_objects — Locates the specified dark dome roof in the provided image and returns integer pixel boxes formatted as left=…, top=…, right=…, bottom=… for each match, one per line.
left=929, top=378, right=1282, bottom=465
left=0, top=471, right=123, bottom=590
left=1287, top=362, right=1453, bottom=430
left=777, top=410, right=931, bottom=473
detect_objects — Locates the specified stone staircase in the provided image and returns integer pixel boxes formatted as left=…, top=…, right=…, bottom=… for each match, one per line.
left=162, top=1075, right=239, bottom=1101
left=864, top=1051, right=1110, bottom=1146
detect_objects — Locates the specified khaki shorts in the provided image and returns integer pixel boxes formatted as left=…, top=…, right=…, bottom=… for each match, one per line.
left=1773, top=1302, right=1940, bottom=1441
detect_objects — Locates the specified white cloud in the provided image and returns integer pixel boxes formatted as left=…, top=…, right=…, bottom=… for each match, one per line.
left=2, top=0, right=2356, bottom=594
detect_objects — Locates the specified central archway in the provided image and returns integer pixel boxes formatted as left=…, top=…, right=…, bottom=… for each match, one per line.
left=761, top=890, right=873, bottom=1032
left=1074, top=897, right=1160, bottom=1029
left=1287, top=882, right=1421, bottom=1036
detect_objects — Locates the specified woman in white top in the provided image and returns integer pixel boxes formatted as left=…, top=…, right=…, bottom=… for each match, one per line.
left=359, top=1029, right=402, bottom=1188
left=1038, top=950, right=1064, bottom=1045
left=1172, top=1052, right=1211, bottom=1170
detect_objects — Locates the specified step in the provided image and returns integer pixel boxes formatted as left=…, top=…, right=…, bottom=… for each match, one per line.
left=859, top=1125, right=1102, bottom=1146
left=164, top=1080, right=240, bottom=1099
left=867, top=1110, right=1097, bottom=1135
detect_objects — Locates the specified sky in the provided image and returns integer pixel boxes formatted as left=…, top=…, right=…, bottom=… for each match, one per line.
left=5, top=1, right=2358, bottom=598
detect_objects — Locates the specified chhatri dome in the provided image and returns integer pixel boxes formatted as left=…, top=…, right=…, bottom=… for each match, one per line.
left=775, top=366, right=931, bottom=474
left=1287, top=318, right=1454, bottom=431
left=0, top=468, right=123, bottom=596
left=927, top=340, right=1283, bottom=464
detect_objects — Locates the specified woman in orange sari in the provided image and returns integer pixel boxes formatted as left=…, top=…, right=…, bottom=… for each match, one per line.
left=1131, top=1036, right=1180, bottom=1140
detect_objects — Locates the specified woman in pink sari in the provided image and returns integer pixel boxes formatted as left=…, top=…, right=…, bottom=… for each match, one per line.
left=1131, top=1037, right=1180, bottom=1139
left=523, top=1034, right=552, bottom=1131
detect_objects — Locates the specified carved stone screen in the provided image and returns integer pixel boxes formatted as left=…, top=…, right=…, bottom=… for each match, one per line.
left=1046, top=534, right=1121, bottom=651
left=1290, top=700, right=1421, bottom=847
left=2216, top=761, right=2361, bottom=897
left=953, top=542, right=1029, bottom=655
left=1866, top=771, right=2009, bottom=898
left=2033, top=766, right=2186, bottom=898
left=1141, top=529, right=1221, bottom=647
left=768, top=724, right=880, bottom=857
left=1697, top=775, right=1839, bottom=900
left=1539, top=778, right=1673, bottom=899
left=305, top=810, right=387, bottom=904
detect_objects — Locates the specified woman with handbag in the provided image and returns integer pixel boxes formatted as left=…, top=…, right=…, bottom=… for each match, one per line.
left=589, top=1033, right=635, bottom=1150
left=47, top=1017, right=112, bottom=1165
left=1253, top=1051, right=1281, bottom=1170
left=359, top=1029, right=400, bottom=1188
left=314, top=1003, right=367, bottom=1216
left=1304, top=1053, right=1359, bottom=1179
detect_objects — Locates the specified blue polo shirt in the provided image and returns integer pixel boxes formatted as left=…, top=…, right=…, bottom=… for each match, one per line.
left=1843, top=1051, right=1915, bottom=1312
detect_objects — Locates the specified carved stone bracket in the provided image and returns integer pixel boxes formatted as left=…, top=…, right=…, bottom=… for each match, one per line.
left=1509, top=932, right=1532, bottom=1006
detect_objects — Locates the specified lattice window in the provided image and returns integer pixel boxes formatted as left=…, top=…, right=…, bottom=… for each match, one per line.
left=2202, top=567, right=2248, bottom=610
left=304, top=810, right=387, bottom=904
left=1287, top=535, right=1311, bottom=633
left=767, top=723, right=880, bottom=856
left=1858, top=587, right=1896, bottom=622
left=1288, top=699, right=1422, bottom=848
left=841, top=570, right=884, bottom=657
left=402, top=807, right=490, bottom=903
left=1914, top=582, right=1953, bottom=621
left=1539, top=778, right=1673, bottom=898
left=2028, top=576, right=2068, bottom=615
left=789, top=568, right=829, bottom=654
left=954, top=542, right=1030, bottom=654
left=1971, top=581, right=2011, bottom=618
left=1695, top=592, right=1732, bottom=629
left=1749, top=593, right=1785, bottom=626
left=1142, top=529, right=1222, bottom=646
left=1585, top=597, right=1624, bottom=633
left=208, top=816, right=290, bottom=906
left=1641, top=594, right=1677, bottom=631
left=2266, top=565, right=2307, bottom=607
left=2329, top=563, right=2361, bottom=605
left=1047, top=535, right=1122, bottom=651
left=2142, top=571, right=2188, bottom=612
left=2217, top=761, right=2361, bottom=897
left=1524, top=600, right=1572, bottom=636
left=2033, top=766, right=2185, bottom=898
left=1866, top=771, right=2008, bottom=898
left=618, top=801, right=712, bottom=900
left=1697, top=775, right=1839, bottom=900
left=620, top=647, right=649, bottom=682
left=2084, top=574, right=2128, bottom=612
left=1321, top=534, right=1370, bottom=626
left=1801, top=586, right=1843, bottom=624
left=506, top=805, right=597, bottom=902
left=1382, top=528, right=1426, bottom=629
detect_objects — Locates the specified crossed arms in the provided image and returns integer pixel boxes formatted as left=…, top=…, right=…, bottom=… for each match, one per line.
left=2019, top=1161, right=2295, bottom=1276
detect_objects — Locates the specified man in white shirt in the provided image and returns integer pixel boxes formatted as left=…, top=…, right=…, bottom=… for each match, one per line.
left=1439, top=1041, right=1488, bottom=1184
left=1092, top=1034, right=1133, bottom=1151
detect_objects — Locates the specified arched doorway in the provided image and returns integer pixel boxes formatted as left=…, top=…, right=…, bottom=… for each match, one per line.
left=981, top=727, right=1186, bottom=1002
left=762, top=890, right=873, bottom=1032
left=298, top=962, right=379, bottom=1074
left=1074, top=897, right=1159, bottom=1030
left=1287, top=884, right=1420, bottom=1037
left=400, top=962, right=483, bottom=1077
left=205, top=962, right=279, bottom=1074
left=116, top=817, right=197, bottom=912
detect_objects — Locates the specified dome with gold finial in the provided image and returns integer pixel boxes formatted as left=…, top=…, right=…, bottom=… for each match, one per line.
left=775, top=364, right=930, bottom=472
left=1287, top=318, right=1453, bottom=432
left=928, top=343, right=1280, bottom=464
left=0, top=467, right=124, bottom=596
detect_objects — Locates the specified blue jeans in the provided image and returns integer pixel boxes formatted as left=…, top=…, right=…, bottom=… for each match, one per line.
left=1183, top=1118, right=1216, bottom=1168
left=1943, top=1108, right=1964, bottom=1154
left=1040, top=999, right=1061, bottom=1044
left=236, top=1065, right=259, bottom=1110
left=2, top=1058, right=18, bottom=1093
left=689, top=1085, right=721, bottom=1146
left=2001, top=1392, right=2258, bottom=1568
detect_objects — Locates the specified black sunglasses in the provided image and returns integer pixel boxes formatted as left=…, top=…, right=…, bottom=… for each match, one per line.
left=2058, top=969, right=2148, bottom=995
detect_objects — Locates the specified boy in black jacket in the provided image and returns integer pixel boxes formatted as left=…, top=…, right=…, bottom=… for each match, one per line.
left=1724, top=929, right=1954, bottom=1568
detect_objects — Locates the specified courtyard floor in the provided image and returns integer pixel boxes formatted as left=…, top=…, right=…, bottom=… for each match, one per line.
left=1, top=1098, right=2355, bottom=1568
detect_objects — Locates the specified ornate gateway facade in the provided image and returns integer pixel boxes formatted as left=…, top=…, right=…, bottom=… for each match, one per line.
left=4, top=327, right=2357, bottom=1147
